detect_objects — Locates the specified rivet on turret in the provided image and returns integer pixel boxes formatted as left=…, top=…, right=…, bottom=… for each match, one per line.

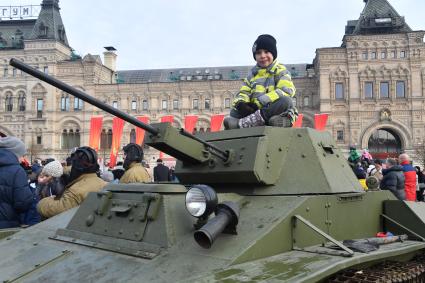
left=301, top=154, right=306, bottom=158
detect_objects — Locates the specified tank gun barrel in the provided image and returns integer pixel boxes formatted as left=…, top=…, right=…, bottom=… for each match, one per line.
left=9, top=58, right=160, bottom=136
left=10, top=58, right=232, bottom=165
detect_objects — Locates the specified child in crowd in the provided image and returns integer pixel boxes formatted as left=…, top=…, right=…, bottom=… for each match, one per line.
left=37, top=160, right=65, bottom=199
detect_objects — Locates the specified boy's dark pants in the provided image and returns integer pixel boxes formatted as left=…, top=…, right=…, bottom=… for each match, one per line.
left=230, top=96, right=293, bottom=123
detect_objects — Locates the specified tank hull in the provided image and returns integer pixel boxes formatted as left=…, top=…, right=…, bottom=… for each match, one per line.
left=2, top=190, right=425, bottom=282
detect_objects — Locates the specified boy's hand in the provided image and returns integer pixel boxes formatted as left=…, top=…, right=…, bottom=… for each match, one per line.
left=257, top=95, right=271, bottom=106
left=236, top=102, right=255, bottom=116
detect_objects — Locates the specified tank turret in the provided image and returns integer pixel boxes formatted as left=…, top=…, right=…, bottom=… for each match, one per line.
left=9, top=58, right=363, bottom=195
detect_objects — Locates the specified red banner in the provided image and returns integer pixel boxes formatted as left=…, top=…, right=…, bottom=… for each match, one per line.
left=210, top=114, right=224, bottom=132
left=292, top=114, right=303, bottom=128
left=314, top=113, right=329, bottom=131
left=159, top=115, right=174, bottom=158
left=88, top=116, right=103, bottom=151
left=184, top=115, right=198, bottom=134
left=161, top=115, right=174, bottom=124
left=109, top=117, right=125, bottom=168
left=136, top=116, right=149, bottom=145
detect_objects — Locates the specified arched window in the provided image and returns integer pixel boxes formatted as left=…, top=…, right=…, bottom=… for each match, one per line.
left=100, top=129, right=113, bottom=150
left=130, top=129, right=136, bottom=144
left=61, top=129, right=69, bottom=149
left=5, top=95, right=13, bottom=112
left=61, top=129, right=81, bottom=149
left=368, top=128, right=402, bottom=159
left=18, top=92, right=26, bottom=111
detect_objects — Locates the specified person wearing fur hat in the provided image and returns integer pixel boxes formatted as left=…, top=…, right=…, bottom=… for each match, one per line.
left=37, top=160, right=66, bottom=200
left=37, top=146, right=107, bottom=218
left=224, top=34, right=297, bottom=129
left=0, top=136, right=34, bottom=228
left=120, top=143, right=151, bottom=183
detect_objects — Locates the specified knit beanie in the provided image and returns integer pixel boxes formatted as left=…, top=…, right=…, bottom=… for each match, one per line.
left=0, top=136, right=26, bottom=158
left=42, top=160, right=63, bottom=178
left=252, top=34, right=277, bottom=60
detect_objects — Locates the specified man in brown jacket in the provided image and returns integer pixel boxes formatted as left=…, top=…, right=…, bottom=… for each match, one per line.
left=120, top=143, right=151, bottom=183
left=37, top=146, right=107, bottom=218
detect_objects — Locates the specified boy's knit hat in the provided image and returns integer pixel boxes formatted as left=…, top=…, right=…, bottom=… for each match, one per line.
left=252, top=34, right=277, bottom=60
left=42, top=160, right=63, bottom=178
left=0, top=136, right=26, bottom=158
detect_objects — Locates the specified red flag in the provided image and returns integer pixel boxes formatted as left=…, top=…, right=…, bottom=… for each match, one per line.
left=159, top=116, right=174, bottom=158
left=314, top=113, right=329, bottom=131
left=184, top=115, right=198, bottom=134
left=210, top=114, right=224, bottom=132
left=292, top=114, right=303, bottom=128
left=136, top=116, right=149, bottom=145
left=109, top=117, right=125, bottom=168
left=161, top=115, right=174, bottom=124
left=88, top=116, right=103, bottom=151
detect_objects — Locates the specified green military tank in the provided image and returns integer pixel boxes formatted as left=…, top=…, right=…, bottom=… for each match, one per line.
left=2, top=58, right=425, bottom=282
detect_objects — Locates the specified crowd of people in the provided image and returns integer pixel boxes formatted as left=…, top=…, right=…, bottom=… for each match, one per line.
left=0, top=137, right=178, bottom=229
left=347, top=147, right=425, bottom=201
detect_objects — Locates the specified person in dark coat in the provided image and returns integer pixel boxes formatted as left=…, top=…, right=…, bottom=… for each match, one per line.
left=153, top=159, right=171, bottom=182
left=0, top=137, right=34, bottom=228
left=380, top=158, right=405, bottom=200
left=415, top=166, right=425, bottom=201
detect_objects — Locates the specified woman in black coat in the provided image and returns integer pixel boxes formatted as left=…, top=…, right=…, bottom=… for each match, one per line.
left=380, top=159, right=405, bottom=200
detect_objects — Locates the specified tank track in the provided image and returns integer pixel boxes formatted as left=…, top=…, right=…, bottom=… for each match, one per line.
left=327, top=254, right=425, bottom=282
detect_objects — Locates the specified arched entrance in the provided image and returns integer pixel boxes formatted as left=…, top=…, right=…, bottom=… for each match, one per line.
left=367, top=128, right=402, bottom=159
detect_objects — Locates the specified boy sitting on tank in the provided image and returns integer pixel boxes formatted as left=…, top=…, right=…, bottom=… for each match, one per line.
left=224, top=34, right=297, bottom=129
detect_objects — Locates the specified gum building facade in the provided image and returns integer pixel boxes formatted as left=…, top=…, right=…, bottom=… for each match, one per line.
left=0, top=0, right=423, bottom=163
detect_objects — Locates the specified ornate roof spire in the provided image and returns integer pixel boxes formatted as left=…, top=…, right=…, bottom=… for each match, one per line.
left=345, top=0, right=411, bottom=36
left=29, top=0, right=69, bottom=46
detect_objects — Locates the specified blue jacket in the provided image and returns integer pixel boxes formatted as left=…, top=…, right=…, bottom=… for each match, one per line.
left=0, top=149, right=34, bottom=228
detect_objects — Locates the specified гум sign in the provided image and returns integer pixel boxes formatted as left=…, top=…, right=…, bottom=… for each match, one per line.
left=0, top=5, right=40, bottom=19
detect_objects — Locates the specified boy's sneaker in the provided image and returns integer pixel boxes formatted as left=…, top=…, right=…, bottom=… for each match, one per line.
left=268, top=115, right=292, bottom=127
left=268, top=107, right=298, bottom=128
left=223, top=116, right=240, bottom=130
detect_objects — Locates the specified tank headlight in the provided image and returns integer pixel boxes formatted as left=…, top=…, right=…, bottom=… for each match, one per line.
left=185, top=185, right=218, bottom=218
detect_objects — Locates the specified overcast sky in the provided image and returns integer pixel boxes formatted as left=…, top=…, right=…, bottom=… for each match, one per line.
left=11, top=0, right=425, bottom=70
